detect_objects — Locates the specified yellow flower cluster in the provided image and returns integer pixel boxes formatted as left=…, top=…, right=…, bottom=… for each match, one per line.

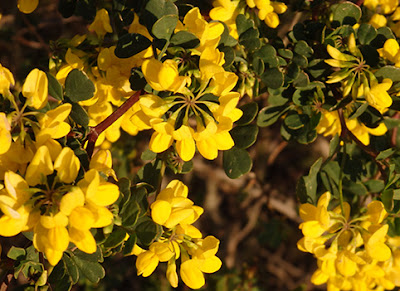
left=138, top=7, right=242, bottom=161
left=299, top=192, right=400, bottom=290
left=325, top=34, right=393, bottom=114
left=132, top=180, right=222, bottom=289
left=0, top=150, right=119, bottom=266
left=316, top=109, right=387, bottom=146
left=210, top=0, right=287, bottom=38
left=53, top=9, right=154, bottom=148
left=0, top=64, right=119, bottom=266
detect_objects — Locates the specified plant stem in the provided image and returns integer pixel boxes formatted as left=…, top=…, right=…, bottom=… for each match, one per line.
left=338, top=143, right=347, bottom=216
left=86, top=90, right=142, bottom=158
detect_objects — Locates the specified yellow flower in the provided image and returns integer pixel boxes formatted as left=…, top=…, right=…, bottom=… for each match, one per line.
left=364, top=0, right=398, bottom=14
left=17, top=0, right=39, bottom=14
left=369, top=13, right=387, bottom=28
left=22, top=68, right=48, bottom=110
left=25, top=145, right=54, bottom=186
left=364, top=78, right=393, bottom=113
left=35, top=103, right=72, bottom=145
left=180, top=236, right=222, bottom=289
left=210, top=0, right=241, bottom=39
left=0, top=113, right=12, bottom=155
left=88, top=8, right=113, bottom=38
left=54, top=147, right=80, bottom=184
left=0, top=64, right=15, bottom=97
left=151, top=180, right=201, bottom=228
left=77, top=169, right=119, bottom=228
left=299, top=192, right=331, bottom=238
left=34, top=212, right=69, bottom=266
left=142, top=58, right=190, bottom=93
left=0, top=171, right=32, bottom=236
left=378, top=38, right=400, bottom=67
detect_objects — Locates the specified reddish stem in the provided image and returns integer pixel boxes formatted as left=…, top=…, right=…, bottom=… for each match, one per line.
left=355, top=0, right=364, bottom=6
left=86, top=90, right=142, bottom=158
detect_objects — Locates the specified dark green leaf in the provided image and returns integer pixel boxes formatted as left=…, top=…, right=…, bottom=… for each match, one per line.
left=331, top=1, right=362, bottom=26
left=170, top=31, right=200, bottom=48
left=70, top=249, right=105, bottom=283
left=357, top=23, right=377, bottom=45
left=103, top=227, right=127, bottom=248
left=63, top=254, right=79, bottom=284
left=223, top=147, right=252, bottom=179
left=293, top=54, right=308, bottom=68
left=64, top=69, right=95, bottom=102
left=69, top=102, right=89, bottom=127
left=152, top=15, right=178, bottom=40
left=293, top=71, right=310, bottom=88
left=236, top=14, right=255, bottom=36
left=115, top=33, right=152, bottom=58
left=121, top=200, right=140, bottom=227
left=123, top=234, right=137, bottom=256
left=329, top=134, right=340, bottom=157
left=364, top=180, right=385, bottom=193
left=257, top=105, right=289, bottom=127
left=135, top=217, right=162, bottom=246
left=294, top=41, right=313, bottom=58
left=142, top=0, right=178, bottom=30
left=47, top=73, right=63, bottom=101
left=278, top=48, right=293, bottom=59
left=382, top=189, right=394, bottom=211
left=284, top=113, right=307, bottom=130
left=48, top=258, right=73, bottom=291
left=141, top=149, right=157, bottom=161
left=236, top=102, right=258, bottom=126
left=375, top=66, right=400, bottom=82
left=296, top=158, right=322, bottom=204
left=261, top=68, right=284, bottom=89
left=230, top=125, right=259, bottom=149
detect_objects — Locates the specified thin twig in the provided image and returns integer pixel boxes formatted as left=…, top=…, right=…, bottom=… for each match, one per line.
left=86, top=90, right=142, bottom=158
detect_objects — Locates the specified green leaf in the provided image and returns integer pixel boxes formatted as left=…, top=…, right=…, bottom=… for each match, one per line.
left=293, top=54, right=308, bottom=68
left=121, top=200, right=140, bottom=227
left=64, top=69, right=95, bottom=102
left=329, top=134, right=340, bottom=157
left=230, top=125, right=259, bottom=149
left=364, top=180, right=385, bottom=193
left=115, top=33, right=152, bottom=58
left=284, top=112, right=307, bottom=130
left=357, top=23, right=377, bottom=45
left=7, top=247, right=26, bottom=260
left=103, top=226, right=127, bottom=248
left=376, top=148, right=397, bottom=160
left=69, top=102, right=89, bottom=127
left=223, top=147, right=252, bottom=179
left=135, top=217, right=162, bottom=246
left=236, top=14, right=255, bottom=36
left=252, top=57, right=264, bottom=75
left=294, top=41, right=313, bottom=58
left=286, top=63, right=300, bottom=81
left=70, top=248, right=105, bottom=283
left=152, top=15, right=178, bottom=40
left=48, top=258, right=73, bottom=291
left=47, top=73, right=63, bottom=101
left=331, top=1, right=361, bottom=26
left=257, top=105, right=289, bottom=127
left=236, top=102, right=258, bottom=126
left=296, top=158, right=323, bottom=204
left=220, top=46, right=235, bottom=69
left=375, top=66, right=400, bottom=82
left=141, top=149, right=157, bottom=161
left=123, top=234, right=137, bottom=256
left=382, top=189, right=394, bottom=211
left=278, top=48, right=293, bottom=59
left=261, top=68, right=284, bottom=89
left=170, top=31, right=200, bottom=48
left=63, top=254, right=79, bottom=284
left=293, top=71, right=310, bottom=88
